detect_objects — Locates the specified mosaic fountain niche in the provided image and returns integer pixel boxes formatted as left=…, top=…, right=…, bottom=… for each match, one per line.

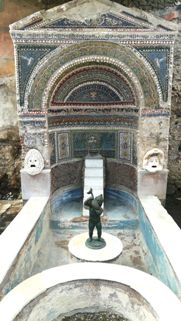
left=1, top=1, right=181, bottom=320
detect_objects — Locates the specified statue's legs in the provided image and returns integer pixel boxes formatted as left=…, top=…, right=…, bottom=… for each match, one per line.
left=96, top=222, right=102, bottom=240
left=88, top=221, right=95, bottom=241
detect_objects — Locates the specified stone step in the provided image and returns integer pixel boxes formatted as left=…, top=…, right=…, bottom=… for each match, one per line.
left=85, top=159, right=103, bottom=168
left=83, top=157, right=104, bottom=216
left=85, top=168, right=103, bottom=177
left=84, top=177, right=103, bottom=186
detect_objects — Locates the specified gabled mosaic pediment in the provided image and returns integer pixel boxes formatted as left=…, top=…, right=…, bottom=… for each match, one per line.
left=10, top=0, right=177, bottom=32
left=33, top=13, right=150, bottom=30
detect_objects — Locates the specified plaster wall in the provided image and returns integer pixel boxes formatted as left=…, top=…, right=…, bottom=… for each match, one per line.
left=139, top=198, right=181, bottom=298
left=0, top=197, right=49, bottom=299
left=14, top=280, right=157, bottom=321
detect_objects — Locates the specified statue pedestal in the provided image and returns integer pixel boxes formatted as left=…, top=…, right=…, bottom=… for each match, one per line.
left=68, top=232, right=123, bottom=262
left=85, top=237, right=106, bottom=249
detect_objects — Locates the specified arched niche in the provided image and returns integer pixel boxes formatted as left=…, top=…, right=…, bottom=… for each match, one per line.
left=25, top=41, right=159, bottom=112
left=10, top=0, right=177, bottom=200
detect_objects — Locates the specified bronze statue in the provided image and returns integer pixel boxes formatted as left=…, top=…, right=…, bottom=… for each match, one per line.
left=84, top=188, right=106, bottom=249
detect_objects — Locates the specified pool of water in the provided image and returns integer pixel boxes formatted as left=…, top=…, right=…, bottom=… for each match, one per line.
left=31, top=187, right=148, bottom=275
left=1, top=188, right=181, bottom=321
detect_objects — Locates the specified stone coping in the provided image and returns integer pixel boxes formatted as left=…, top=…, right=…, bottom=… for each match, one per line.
left=0, top=263, right=181, bottom=321
left=140, top=196, right=181, bottom=286
left=0, top=197, right=49, bottom=285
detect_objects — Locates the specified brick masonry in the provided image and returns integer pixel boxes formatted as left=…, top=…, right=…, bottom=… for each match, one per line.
left=106, top=160, right=137, bottom=192
left=51, top=160, right=84, bottom=193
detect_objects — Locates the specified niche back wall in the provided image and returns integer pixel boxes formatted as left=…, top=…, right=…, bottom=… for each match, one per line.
left=49, top=130, right=137, bottom=166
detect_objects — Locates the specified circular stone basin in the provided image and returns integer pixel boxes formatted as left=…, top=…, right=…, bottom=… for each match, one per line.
left=56, top=312, right=128, bottom=321
left=68, top=232, right=123, bottom=261
left=1, top=263, right=181, bottom=321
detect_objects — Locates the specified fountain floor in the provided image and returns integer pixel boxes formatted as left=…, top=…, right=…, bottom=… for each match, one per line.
left=31, top=195, right=148, bottom=275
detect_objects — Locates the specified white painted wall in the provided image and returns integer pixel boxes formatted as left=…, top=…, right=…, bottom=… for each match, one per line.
left=0, top=263, right=181, bottom=321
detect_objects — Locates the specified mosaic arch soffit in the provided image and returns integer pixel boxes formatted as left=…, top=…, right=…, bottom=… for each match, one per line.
left=50, top=65, right=136, bottom=105
left=18, top=43, right=166, bottom=107
left=26, top=51, right=143, bottom=111
left=63, top=82, right=127, bottom=103
left=24, top=42, right=160, bottom=111
left=10, top=0, right=177, bottom=32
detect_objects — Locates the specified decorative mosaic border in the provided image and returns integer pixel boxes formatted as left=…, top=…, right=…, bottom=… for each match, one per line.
left=48, top=128, right=137, bottom=166
left=39, top=54, right=145, bottom=113
left=57, top=132, right=70, bottom=160
left=11, top=31, right=176, bottom=46
left=119, top=131, right=132, bottom=162
left=24, top=12, right=154, bottom=31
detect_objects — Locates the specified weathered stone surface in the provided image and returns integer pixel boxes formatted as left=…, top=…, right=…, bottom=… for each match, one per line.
left=0, top=75, right=21, bottom=197
left=168, top=24, right=181, bottom=194
left=0, top=203, right=11, bottom=216
left=0, top=199, right=23, bottom=234
left=0, top=76, right=17, bottom=128
left=0, top=127, right=21, bottom=198
left=14, top=279, right=157, bottom=321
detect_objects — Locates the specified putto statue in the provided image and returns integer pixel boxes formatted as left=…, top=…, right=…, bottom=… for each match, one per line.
left=84, top=188, right=106, bottom=249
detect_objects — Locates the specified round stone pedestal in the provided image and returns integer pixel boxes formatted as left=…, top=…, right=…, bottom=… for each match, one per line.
left=68, top=232, right=123, bottom=262
left=85, top=237, right=106, bottom=249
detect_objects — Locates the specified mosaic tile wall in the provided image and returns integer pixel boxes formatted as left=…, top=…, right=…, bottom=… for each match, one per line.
left=24, top=42, right=160, bottom=111
left=50, top=65, right=135, bottom=107
left=49, top=130, right=137, bottom=165
left=51, top=160, right=83, bottom=193
left=106, top=160, right=137, bottom=192
left=9, top=0, right=176, bottom=185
